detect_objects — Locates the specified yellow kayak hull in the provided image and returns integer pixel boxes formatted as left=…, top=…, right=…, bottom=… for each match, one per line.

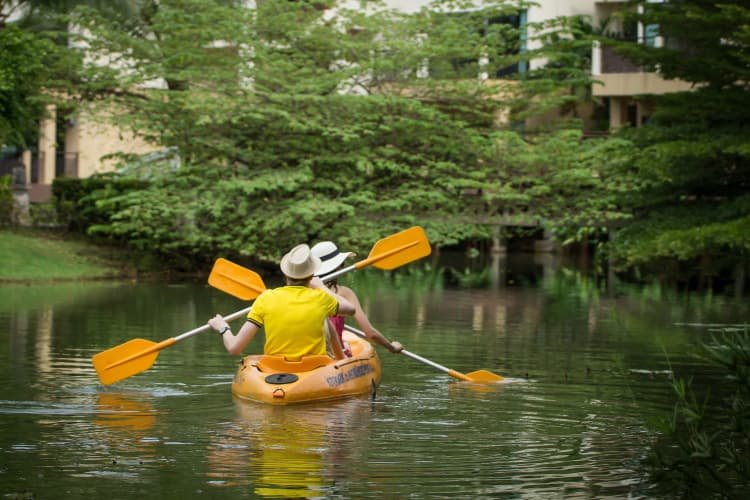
left=231, top=331, right=382, bottom=405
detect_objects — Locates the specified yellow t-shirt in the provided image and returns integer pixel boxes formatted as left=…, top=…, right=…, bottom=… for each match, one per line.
left=247, top=286, right=339, bottom=360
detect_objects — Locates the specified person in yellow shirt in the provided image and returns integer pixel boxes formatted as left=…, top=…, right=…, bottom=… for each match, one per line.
left=208, top=244, right=355, bottom=359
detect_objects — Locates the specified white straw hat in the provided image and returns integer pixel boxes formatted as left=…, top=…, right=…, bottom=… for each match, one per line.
left=311, top=241, right=356, bottom=276
left=280, top=244, right=321, bottom=279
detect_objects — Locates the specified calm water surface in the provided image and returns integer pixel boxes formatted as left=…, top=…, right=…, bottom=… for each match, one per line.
left=1, top=259, right=747, bottom=499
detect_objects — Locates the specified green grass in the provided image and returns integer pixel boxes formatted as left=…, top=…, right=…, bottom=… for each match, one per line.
left=0, top=229, right=124, bottom=281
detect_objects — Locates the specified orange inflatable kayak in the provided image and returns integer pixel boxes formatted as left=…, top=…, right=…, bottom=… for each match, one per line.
left=231, top=331, right=382, bottom=405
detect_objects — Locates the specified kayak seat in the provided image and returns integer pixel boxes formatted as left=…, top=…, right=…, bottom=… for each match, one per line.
left=255, top=355, right=333, bottom=373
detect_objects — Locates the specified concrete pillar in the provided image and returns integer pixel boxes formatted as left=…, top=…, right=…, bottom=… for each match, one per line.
left=64, top=115, right=80, bottom=177
left=491, top=235, right=506, bottom=255
left=490, top=227, right=507, bottom=290
left=533, top=252, right=557, bottom=282
left=11, top=165, right=30, bottom=225
left=534, top=228, right=557, bottom=253
left=607, top=228, right=616, bottom=297
left=21, top=150, right=31, bottom=185
left=478, top=52, right=488, bottom=81
left=591, top=40, right=601, bottom=76
left=38, top=104, right=57, bottom=184
left=490, top=251, right=506, bottom=290
left=609, top=97, right=626, bottom=130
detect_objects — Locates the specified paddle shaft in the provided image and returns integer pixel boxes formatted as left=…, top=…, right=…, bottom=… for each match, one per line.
left=322, top=245, right=413, bottom=281
left=105, top=306, right=252, bottom=370
left=175, top=306, right=252, bottom=341
left=343, top=325, right=473, bottom=382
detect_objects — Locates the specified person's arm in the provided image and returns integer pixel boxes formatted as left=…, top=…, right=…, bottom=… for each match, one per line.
left=338, top=285, right=403, bottom=353
left=208, top=314, right=260, bottom=356
left=309, top=276, right=355, bottom=316
left=324, top=319, right=348, bottom=360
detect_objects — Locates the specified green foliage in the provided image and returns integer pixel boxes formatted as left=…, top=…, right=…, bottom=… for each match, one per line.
left=0, top=2, right=84, bottom=148
left=0, top=175, right=13, bottom=225
left=28, top=201, right=58, bottom=227
left=487, top=131, right=637, bottom=238
left=346, top=263, right=445, bottom=302
left=605, top=88, right=750, bottom=279
left=11, top=0, right=747, bottom=285
left=599, top=1, right=750, bottom=281
left=0, top=24, right=61, bottom=148
left=617, top=1, right=750, bottom=89
left=449, top=266, right=491, bottom=288
left=53, top=175, right=149, bottom=234
left=517, top=13, right=601, bottom=122
left=56, top=0, right=610, bottom=269
left=648, top=329, right=750, bottom=498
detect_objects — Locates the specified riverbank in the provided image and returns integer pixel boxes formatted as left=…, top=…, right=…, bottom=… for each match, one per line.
left=0, top=228, right=130, bottom=281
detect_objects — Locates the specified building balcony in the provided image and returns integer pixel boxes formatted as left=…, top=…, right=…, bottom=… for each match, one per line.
left=591, top=41, right=693, bottom=97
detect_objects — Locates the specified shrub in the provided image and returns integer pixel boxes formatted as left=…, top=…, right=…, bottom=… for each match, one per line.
left=648, top=329, right=750, bottom=498
left=52, top=175, right=148, bottom=234
left=0, top=175, right=12, bottom=226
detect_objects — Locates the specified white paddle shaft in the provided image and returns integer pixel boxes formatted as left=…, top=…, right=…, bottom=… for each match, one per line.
left=343, top=324, right=452, bottom=374
left=174, top=306, right=252, bottom=342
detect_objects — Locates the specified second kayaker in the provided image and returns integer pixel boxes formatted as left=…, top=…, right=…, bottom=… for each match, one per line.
left=311, top=240, right=404, bottom=358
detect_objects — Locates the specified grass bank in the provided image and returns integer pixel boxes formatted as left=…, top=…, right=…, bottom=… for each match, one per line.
left=0, top=228, right=129, bottom=281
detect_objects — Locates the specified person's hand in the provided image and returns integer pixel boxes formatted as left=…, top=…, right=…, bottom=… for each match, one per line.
left=208, top=314, right=228, bottom=332
left=388, top=341, right=403, bottom=354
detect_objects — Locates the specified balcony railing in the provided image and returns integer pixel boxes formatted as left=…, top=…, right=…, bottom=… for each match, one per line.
left=599, top=45, right=641, bottom=74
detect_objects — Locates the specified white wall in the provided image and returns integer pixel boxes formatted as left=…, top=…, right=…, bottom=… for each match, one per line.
left=353, top=1, right=600, bottom=70
left=379, top=0, right=597, bottom=18
left=526, top=1, right=597, bottom=69
left=380, top=0, right=429, bottom=12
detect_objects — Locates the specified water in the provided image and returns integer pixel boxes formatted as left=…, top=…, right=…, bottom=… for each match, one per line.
left=1, top=264, right=747, bottom=499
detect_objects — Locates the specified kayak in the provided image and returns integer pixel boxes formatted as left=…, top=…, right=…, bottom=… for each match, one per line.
left=231, top=330, right=382, bottom=405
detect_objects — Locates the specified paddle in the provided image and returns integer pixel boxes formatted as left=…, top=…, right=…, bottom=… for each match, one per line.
left=91, top=262, right=266, bottom=385
left=92, top=227, right=428, bottom=386
left=343, top=324, right=504, bottom=383
left=320, top=226, right=431, bottom=281
left=204, top=231, right=501, bottom=384
left=209, top=264, right=503, bottom=384
left=208, top=226, right=430, bottom=302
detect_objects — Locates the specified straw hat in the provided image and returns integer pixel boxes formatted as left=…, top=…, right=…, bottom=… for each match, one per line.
left=311, top=241, right=356, bottom=276
left=280, top=244, right=321, bottom=279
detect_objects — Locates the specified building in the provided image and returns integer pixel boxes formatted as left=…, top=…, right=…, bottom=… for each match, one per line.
left=589, top=0, right=693, bottom=130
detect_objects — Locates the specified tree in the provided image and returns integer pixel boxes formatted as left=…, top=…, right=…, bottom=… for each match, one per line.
left=0, top=0, right=124, bottom=149
left=601, top=0, right=750, bottom=287
left=0, top=23, right=72, bottom=148
left=66, top=0, right=608, bottom=269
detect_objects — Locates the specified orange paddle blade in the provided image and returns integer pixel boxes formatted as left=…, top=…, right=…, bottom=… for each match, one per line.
left=357, top=226, right=431, bottom=271
left=464, top=370, right=505, bottom=382
left=208, top=258, right=267, bottom=300
left=92, top=338, right=164, bottom=386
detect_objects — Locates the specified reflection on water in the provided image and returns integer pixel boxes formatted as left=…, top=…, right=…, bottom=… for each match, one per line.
left=446, top=376, right=528, bottom=401
left=208, top=398, right=372, bottom=497
left=95, top=392, right=158, bottom=432
left=86, top=391, right=160, bottom=477
left=1, top=265, right=748, bottom=498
